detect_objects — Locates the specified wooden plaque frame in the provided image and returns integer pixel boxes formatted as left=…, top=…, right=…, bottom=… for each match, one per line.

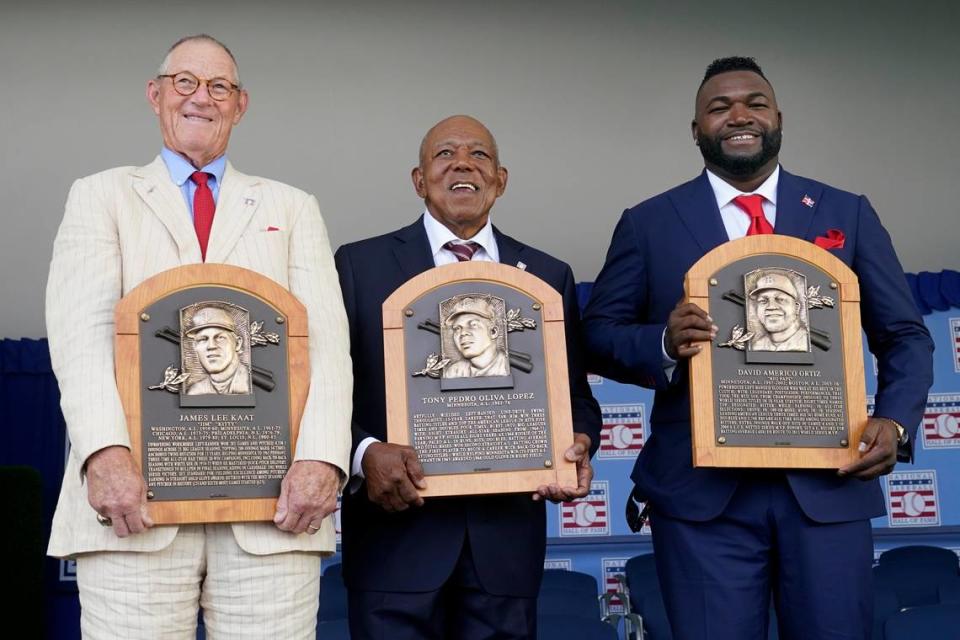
left=686, top=235, right=867, bottom=469
left=383, top=262, right=577, bottom=497
left=115, top=264, right=309, bottom=524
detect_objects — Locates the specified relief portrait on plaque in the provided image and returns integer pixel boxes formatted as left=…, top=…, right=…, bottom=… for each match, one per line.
left=441, top=295, right=511, bottom=379
left=745, top=269, right=811, bottom=353
left=180, top=303, right=254, bottom=398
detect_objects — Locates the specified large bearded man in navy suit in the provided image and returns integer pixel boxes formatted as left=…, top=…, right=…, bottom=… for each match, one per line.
left=583, top=57, right=933, bottom=640
left=335, top=115, right=601, bottom=639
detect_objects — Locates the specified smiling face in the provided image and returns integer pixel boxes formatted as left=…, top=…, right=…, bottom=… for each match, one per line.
left=692, top=70, right=782, bottom=188
left=192, top=327, right=241, bottom=374
left=450, top=312, right=498, bottom=360
left=147, top=39, right=248, bottom=168
left=412, top=116, right=508, bottom=239
left=754, top=289, right=800, bottom=335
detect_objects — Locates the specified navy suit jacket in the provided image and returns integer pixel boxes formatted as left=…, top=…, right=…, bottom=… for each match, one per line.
left=335, top=218, right=601, bottom=596
left=583, top=169, right=934, bottom=524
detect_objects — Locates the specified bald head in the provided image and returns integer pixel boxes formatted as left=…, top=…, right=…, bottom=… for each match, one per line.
left=418, top=115, right=500, bottom=168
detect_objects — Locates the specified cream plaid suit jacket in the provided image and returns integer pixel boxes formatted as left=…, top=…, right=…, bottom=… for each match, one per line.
left=46, top=156, right=352, bottom=558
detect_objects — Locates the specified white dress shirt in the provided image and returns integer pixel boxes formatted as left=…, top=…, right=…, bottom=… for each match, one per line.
left=350, top=212, right=501, bottom=480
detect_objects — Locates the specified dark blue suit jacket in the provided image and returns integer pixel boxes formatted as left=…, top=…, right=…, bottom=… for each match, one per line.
left=335, top=218, right=601, bottom=597
left=583, top=169, right=934, bottom=524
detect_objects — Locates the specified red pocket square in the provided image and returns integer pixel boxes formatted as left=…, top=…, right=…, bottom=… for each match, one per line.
left=266, top=226, right=281, bottom=232
left=814, top=229, right=845, bottom=249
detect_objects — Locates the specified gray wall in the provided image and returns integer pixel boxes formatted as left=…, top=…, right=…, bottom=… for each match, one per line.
left=2, top=0, right=958, bottom=338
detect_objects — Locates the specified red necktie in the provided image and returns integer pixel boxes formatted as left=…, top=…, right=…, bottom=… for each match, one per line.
left=191, top=171, right=215, bottom=261
left=443, top=241, right=481, bottom=262
left=733, top=194, right=774, bottom=236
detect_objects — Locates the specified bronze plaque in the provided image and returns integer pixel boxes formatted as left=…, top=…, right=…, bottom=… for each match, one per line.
left=115, top=265, right=310, bottom=524
left=383, top=262, right=577, bottom=496
left=686, top=236, right=867, bottom=469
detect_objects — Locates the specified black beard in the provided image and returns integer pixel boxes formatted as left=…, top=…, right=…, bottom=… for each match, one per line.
left=698, top=127, right=782, bottom=177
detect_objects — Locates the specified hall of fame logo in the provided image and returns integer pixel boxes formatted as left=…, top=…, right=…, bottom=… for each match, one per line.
left=886, top=470, right=940, bottom=527
left=922, top=393, right=960, bottom=449
left=599, top=404, right=645, bottom=459
left=59, top=559, right=77, bottom=582
left=587, top=373, right=603, bottom=385
left=952, top=318, right=960, bottom=373
left=544, top=558, right=573, bottom=571
left=560, top=481, right=610, bottom=536
left=602, top=558, right=629, bottom=614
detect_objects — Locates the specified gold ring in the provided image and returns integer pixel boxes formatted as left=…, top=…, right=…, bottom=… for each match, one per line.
left=96, top=513, right=113, bottom=527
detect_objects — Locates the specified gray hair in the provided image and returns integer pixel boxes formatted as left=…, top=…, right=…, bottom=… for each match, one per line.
left=157, top=34, right=241, bottom=85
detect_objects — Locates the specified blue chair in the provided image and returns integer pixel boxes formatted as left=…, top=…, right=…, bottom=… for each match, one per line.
left=884, top=604, right=960, bottom=640
left=317, top=618, right=351, bottom=639
left=938, top=576, right=960, bottom=605
left=875, top=546, right=960, bottom=607
left=634, top=587, right=672, bottom=640
left=537, top=614, right=619, bottom=639
left=624, top=554, right=660, bottom=613
left=538, top=587, right=602, bottom=620
left=872, top=582, right=902, bottom=640
left=323, top=561, right=342, bottom=578
left=540, top=568, right=600, bottom=598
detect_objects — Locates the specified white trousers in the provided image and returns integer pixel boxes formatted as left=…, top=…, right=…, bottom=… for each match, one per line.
left=76, top=524, right=321, bottom=640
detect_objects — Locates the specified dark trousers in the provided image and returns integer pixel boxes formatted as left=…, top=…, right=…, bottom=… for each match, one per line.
left=651, top=473, right=873, bottom=640
left=347, top=537, right=537, bottom=640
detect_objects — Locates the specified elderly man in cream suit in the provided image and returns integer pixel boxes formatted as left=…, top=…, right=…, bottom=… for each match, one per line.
left=45, top=34, right=351, bottom=639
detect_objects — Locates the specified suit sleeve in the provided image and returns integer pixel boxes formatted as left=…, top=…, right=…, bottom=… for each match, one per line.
left=853, top=196, right=934, bottom=453
left=287, top=194, right=353, bottom=479
left=582, top=211, right=673, bottom=390
left=333, top=245, right=379, bottom=458
left=46, top=176, right=130, bottom=472
left=559, top=265, right=602, bottom=457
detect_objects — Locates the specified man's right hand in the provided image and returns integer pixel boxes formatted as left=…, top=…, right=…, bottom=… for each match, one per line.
left=665, top=301, right=717, bottom=359
left=85, top=445, right=154, bottom=537
left=361, top=442, right=427, bottom=512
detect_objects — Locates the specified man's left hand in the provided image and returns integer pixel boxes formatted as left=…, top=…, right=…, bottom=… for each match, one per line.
left=274, top=460, right=341, bottom=534
left=534, top=433, right=592, bottom=503
left=838, top=418, right=900, bottom=480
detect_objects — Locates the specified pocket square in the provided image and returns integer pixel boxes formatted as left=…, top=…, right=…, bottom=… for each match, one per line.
left=266, top=226, right=281, bottom=232
left=814, top=229, right=845, bottom=249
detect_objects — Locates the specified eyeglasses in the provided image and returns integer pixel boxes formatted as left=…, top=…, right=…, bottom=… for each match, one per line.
left=157, top=71, right=240, bottom=101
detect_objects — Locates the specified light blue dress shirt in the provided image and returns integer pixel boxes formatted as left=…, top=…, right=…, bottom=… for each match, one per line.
left=160, top=147, right=227, bottom=220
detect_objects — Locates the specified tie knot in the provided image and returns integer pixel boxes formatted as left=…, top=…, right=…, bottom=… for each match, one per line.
left=191, top=171, right=211, bottom=187
left=443, top=240, right=481, bottom=262
left=733, top=194, right=765, bottom=219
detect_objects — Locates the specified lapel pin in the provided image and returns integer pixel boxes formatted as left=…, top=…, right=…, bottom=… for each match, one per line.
left=801, top=195, right=815, bottom=208
left=516, top=261, right=527, bottom=271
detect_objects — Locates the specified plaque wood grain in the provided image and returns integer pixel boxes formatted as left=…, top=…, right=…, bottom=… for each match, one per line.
left=685, top=235, right=867, bottom=469
left=115, top=264, right=308, bottom=524
left=383, top=262, right=577, bottom=497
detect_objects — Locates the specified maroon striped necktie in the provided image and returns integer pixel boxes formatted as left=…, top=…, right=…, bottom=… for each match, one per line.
left=191, top=171, right=215, bottom=261
left=443, top=241, right=481, bottom=262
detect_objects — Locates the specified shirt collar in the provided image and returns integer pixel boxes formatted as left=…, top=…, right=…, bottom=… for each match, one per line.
left=160, top=147, right=228, bottom=187
left=706, top=164, right=780, bottom=208
left=422, top=210, right=498, bottom=261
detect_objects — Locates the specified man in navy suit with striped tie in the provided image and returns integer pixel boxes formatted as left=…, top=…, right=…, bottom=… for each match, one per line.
left=335, top=115, right=601, bottom=639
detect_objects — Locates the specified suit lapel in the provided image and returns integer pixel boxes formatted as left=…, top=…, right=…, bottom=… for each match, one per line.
left=205, top=162, right=261, bottom=264
left=132, top=157, right=201, bottom=263
left=493, top=227, right=526, bottom=269
left=669, top=172, right=730, bottom=253
left=773, top=168, right=822, bottom=240
left=392, top=219, right=435, bottom=279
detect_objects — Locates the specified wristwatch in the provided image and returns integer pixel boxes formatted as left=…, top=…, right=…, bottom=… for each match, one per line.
left=887, top=419, right=908, bottom=446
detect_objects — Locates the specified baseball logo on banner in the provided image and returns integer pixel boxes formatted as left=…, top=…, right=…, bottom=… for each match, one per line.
left=599, top=404, right=645, bottom=459
left=922, top=393, right=960, bottom=449
left=886, top=470, right=941, bottom=527
left=951, top=318, right=960, bottom=373
left=560, top=480, right=610, bottom=537
left=544, top=558, right=573, bottom=571
left=602, top=558, right=629, bottom=614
